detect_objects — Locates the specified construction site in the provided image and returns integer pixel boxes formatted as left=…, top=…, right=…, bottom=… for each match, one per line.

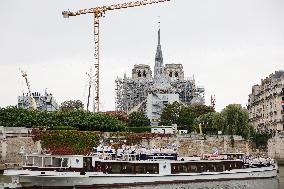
left=16, top=0, right=205, bottom=124
left=115, top=28, right=205, bottom=123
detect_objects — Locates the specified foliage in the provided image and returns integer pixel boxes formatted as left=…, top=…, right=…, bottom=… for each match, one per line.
left=104, top=111, right=128, bottom=123
left=194, top=105, right=250, bottom=138
left=49, top=126, right=77, bottom=130
left=60, top=100, right=84, bottom=111
left=160, top=102, right=214, bottom=132
left=32, top=129, right=99, bottom=155
left=128, top=111, right=150, bottom=127
left=160, top=101, right=183, bottom=125
left=127, top=126, right=151, bottom=133
left=222, top=104, right=250, bottom=138
left=251, top=132, right=272, bottom=149
left=187, top=104, right=215, bottom=119
left=0, top=106, right=127, bottom=132
left=196, top=112, right=221, bottom=135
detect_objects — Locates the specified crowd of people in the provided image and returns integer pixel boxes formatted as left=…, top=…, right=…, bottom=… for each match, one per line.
left=93, top=144, right=178, bottom=161
left=243, top=155, right=275, bottom=167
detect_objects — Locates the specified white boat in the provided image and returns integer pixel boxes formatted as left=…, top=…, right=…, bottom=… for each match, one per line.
left=4, top=152, right=278, bottom=188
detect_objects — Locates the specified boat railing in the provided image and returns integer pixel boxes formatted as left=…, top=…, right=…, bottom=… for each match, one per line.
left=92, top=151, right=178, bottom=161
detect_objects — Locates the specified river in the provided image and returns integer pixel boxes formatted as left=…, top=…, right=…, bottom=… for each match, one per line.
left=1, top=166, right=283, bottom=189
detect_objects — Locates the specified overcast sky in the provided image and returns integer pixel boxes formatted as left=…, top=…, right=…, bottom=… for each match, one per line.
left=0, top=0, right=283, bottom=112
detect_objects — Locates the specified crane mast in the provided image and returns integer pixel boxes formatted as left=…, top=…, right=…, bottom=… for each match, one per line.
left=62, top=0, right=170, bottom=112
left=19, top=69, right=37, bottom=110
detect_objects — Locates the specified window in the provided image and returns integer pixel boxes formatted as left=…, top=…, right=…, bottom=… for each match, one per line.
left=62, top=158, right=68, bottom=167
left=34, top=156, right=42, bottom=167
left=52, top=157, right=62, bottom=167
left=44, top=157, right=52, bottom=167
left=175, top=72, right=179, bottom=77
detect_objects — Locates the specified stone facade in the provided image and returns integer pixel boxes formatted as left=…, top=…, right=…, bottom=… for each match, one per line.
left=164, top=64, right=184, bottom=81
left=3, top=137, right=41, bottom=164
left=247, top=71, right=284, bottom=131
left=115, top=28, right=205, bottom=115
left=267, top=135, right=284, bottom=159
left=132, top=64, right=152, bottom=80
left=0, top=127, right=41, bottom=164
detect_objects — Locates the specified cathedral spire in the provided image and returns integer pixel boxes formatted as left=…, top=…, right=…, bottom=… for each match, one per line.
left=154, top=26, right=163, bottom=78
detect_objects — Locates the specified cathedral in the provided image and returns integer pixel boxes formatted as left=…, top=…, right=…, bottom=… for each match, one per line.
left=115, top=28, right=205, bottom=123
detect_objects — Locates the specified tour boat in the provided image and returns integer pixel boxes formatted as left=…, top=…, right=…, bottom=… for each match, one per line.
left=4, top=152, right=278, bottom=188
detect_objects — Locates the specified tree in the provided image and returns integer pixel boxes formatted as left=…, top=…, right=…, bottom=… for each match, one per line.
left=160, top=101, right=183, bottom=125
left=221, top=104, right=250, bottom=138
left=104, top=111, right=128, bottom=123
left=177, top=106, right=195, bottom=131
left=0, top=107, right=127, bottom=132
left=187, top=104, right=215, bottom=119
left=128, top=111, right=150, bottom=127
left=60, top=100, right=84, bottom=111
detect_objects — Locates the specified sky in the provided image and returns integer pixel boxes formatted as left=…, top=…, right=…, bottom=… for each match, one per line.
left=0, top=0, right=284, bottom=112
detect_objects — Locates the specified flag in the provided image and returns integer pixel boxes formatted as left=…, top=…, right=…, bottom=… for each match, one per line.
left=282, top=101, right=284, bottom=109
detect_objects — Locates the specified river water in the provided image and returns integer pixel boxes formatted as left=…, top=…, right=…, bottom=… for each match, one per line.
left=1, top=167, right=283, bottom=189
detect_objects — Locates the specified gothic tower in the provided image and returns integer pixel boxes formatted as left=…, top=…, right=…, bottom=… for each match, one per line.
left=154, top=28, right=163, bottom=78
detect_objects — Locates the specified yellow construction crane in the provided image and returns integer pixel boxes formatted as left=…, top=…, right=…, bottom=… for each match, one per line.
left=62, top=0, right=170, bottom=112
left=19, top=69, right=37, bottom=110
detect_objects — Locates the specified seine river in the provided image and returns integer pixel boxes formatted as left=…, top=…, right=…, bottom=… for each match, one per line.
left=1, top=166, right=283, bottom=189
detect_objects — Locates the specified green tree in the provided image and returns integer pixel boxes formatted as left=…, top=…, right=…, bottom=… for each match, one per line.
left=128, top=111, right=150, bottom=127
left=0, top=107, right=127, bottom=132
left=178, top=106, right=195, bottom=131
left=60, top=100, right=84, bottom=111
left=187, top=104, right=215, bottom=119
left=221, top=104, right=249, bottom=138
left=160, top=102, right=214, bottom=131
left=196, top=112, right=215, bottom=135
left=251, top=132, right=272, bottom=149
left=160, top=101, right=183, bottom=125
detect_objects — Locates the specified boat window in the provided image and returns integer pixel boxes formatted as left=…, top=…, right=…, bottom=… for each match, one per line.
left=62, top=158, right=68, bottom=167
left=189, top=164, right=198, bottom=173
left=179, top=164, right=188, bottom=173
left=26, top=156, right=34, bottom=166
left=197, top=163, right=206, bottom=172
left=122, top=163, right=135, bottom=174
left=106, top=162, right=121, bottom=174
left=135, top=163, right=158, bottom=174
left=52, top=157, right=62, bottom=167
left=34, top=156, right=42, bottom=167
left=207, top=163, right=216, bottom=172
left=44, top=157, right=52, bottom=167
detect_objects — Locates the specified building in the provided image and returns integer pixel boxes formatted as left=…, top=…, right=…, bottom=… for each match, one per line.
left=147, top=93, right=179, bottom=124
left=247, top=71, right=284, bottom=131
left=151, top=124, right=177, bottom=134
left=115, top=28, right=205, bottom=123
left=18, top=92, right=58, bottom=111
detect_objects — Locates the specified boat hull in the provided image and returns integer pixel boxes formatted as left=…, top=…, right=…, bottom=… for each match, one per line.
left=6, top=166, right=278, bottom=188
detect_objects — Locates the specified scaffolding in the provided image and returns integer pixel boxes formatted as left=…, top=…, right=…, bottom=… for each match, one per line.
left=115, top=75, right=205, bottom=113
left=115, top=28, right=205, bottom=114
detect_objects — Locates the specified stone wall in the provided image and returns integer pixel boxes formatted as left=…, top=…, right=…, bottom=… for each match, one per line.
left=268, top=136, right=284, bottom=159
left=0, top=137, right=41, bottom=164
left=141, top=135, right=253, bottom=157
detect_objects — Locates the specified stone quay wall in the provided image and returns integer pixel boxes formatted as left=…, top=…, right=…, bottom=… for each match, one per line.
left=0, top=137, right=41, bottom=165
left=140, top=135, right=253, bottom=156
left=268, top=135, right=284, bottom=159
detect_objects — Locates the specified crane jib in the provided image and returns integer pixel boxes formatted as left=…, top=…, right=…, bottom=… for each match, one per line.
left=63, top=0, right=170, bottom=17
